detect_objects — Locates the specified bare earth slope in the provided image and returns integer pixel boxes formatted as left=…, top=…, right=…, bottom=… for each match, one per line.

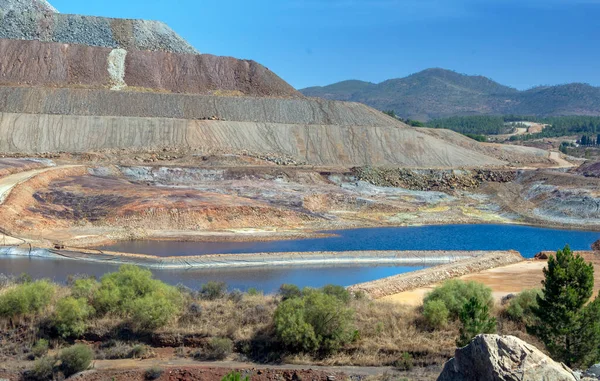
left=0, top=40, right=299, bottom=97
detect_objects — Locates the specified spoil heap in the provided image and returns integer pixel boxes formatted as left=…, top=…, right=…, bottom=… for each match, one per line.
left=0, top=0, right=553, bottom=167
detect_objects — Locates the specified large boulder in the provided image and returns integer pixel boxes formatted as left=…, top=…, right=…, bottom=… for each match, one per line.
left=591, top=240, right=600, bottom=252
left=437, top=334, right=578, bottom=381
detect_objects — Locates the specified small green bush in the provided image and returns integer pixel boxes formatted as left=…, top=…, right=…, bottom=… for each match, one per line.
left=247, top=287, right=261, bottom=296
left=279, top=284, right=302, bottom=300
left=28, top=356, right=56, bottom=381
left=221, top=371, right=250, bottom=381
left=31, top=339, right=49, bottom=359
left=145, top=366, right=164, bottom=380
left=207, top=337, right=233, bottom=360
left=422, top=299, right=449, bottom=329
left=423, top=280, right=493, bottom=321
left=505, top=289, right=542, bottom=326
left=200, top=281, right=227, bottom=300
left=53, top=297, right=93, bottom=338
left=0, top=280, right=55, bottom=318
left=59, top=344, right=93, bottom=377
left=274, top=290, right=355, bottom=354
left=131, top=344, right=150, bottom=359
left=394, top=352, right=414, bottom=371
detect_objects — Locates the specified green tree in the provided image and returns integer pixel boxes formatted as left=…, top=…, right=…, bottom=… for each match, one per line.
left=382, top=110, right=396, bottom=118
left=529, top=245, right=600, bottom=367
left=457, top=296, right=497, bottom=347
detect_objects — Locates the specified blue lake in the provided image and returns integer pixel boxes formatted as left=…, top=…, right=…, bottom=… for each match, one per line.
left=100, top=224, right=600, bottom=259
left=1, top=224, right=598, bottom=293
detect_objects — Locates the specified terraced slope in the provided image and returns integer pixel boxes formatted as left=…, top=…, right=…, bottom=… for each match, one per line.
left=0, top=1, right=557, bottom=168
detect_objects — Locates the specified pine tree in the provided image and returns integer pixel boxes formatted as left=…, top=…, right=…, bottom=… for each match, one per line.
left=456, top=296, right=497, bottom=347
left=529, top=245, right=600, bottom=367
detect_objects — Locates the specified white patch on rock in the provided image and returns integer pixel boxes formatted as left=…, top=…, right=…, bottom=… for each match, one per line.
left=107, top=48, right=127, bottom=91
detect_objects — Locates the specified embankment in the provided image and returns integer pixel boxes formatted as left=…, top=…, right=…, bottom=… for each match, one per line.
left=348, top=250, right=524, bottom=298
left=0, top=248, right=508, bottom=270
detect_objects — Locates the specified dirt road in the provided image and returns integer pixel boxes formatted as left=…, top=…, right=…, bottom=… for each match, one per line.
left=0, top=165, right=81, bottom=245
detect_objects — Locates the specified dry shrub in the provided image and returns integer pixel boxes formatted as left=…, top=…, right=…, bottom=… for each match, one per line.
left=174, top=294, right=277, bottom=341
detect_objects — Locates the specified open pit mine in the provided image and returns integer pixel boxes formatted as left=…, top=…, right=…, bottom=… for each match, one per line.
left=0, top=0, right=599, bottom=305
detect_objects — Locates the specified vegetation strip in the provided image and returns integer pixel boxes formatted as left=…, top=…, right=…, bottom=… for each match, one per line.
left=0, top=247, right=502, bottom=269
left=348, top=250, right=524, bottom=298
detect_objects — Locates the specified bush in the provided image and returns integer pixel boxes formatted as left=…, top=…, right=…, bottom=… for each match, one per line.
left=423, top=280, right=493, bottom=321
left=207, top=337, right=233, bottom=360
left=31, top=339, right=49, bottom=359
left=145, top=366, right=163, bottom=380
left=394, top=352, right=414, bottom=371
left=457, top=297, right=497, bottom=347
left=247, top=288, right=261, bottom=296
left=59, top=344, right=93, bottom=377
left=200, top=281, right=227, bottom=300
left=130, top=294, right=181, bottom=330
left=28, top=356, right=56, bottom=381
left=505, top=289, right=542, bottom=326
left=70, top=278, right=99, bottom=300
left=228, top=289, right=244, bottom=303
left=0, top=280, right=55, bottom=319
left=52, top=297, right=93, bottom=338
left=221, top=371, right=249, bottom=381
left=321, top=284, right=351, bottom=304
left=422, top=299, right=449, bottom=329
left=96, top=340, right=151, bottom=360
left=92, top=265, right=183, bottom=329
left=274, top=290, right=355, bottom=354
left=279, top=284, right=302, bottom=300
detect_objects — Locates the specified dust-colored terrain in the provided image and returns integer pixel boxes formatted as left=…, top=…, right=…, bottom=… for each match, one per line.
left=0, top=157, right=595, bottom=248
left=381, top=251, right=600, bottom=306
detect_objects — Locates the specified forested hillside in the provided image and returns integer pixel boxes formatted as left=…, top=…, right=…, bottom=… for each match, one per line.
left=300, top=69, right=600, bottom=121
left=425, top=115, right=600, bottom=141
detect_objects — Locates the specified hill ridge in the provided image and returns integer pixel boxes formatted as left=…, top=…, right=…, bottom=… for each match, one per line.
left=300, top=68, right=600, bottom=120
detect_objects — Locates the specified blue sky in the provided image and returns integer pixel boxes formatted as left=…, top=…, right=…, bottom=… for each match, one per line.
left=50, top=0, right=600, bottom=90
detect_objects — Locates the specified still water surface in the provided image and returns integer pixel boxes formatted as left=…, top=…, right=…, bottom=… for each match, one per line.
left=1, top=224, right=598, bottom=293
left=101, top=224, right=600, bottom=259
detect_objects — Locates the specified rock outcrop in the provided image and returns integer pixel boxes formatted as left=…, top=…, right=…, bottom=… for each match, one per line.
left=437, top=335, right=578, bottom=381
left=592, top=240, right=600, bottom=252
left=0, top=0, right=197, bottom=54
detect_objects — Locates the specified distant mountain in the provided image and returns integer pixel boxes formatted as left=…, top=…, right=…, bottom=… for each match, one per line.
left=300, top=68, right=600, bottom=121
